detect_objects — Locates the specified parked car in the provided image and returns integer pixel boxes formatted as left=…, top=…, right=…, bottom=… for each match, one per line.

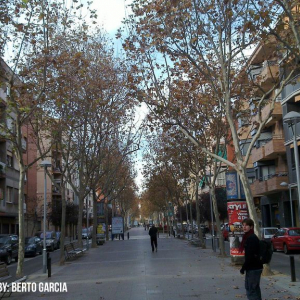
left=25, top=236, right=43, bottom=257
left=271, top=227, right=300, bottom=254
left=0, top=234, right=18, bottom=265
left=40, top=231, right=59, bottom=251
left=260, top=227, right=278, bottom=241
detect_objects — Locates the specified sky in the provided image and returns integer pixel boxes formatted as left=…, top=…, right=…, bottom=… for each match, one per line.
left=90, top=0, right=147, bottom=192
left=91, top=0, right=131, bottom=34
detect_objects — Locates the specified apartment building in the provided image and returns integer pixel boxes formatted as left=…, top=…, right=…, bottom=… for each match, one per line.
left=35, top=142, right=77, bottom=234
left=238, top=40, right=290, bottom=228
left=281, top=62, right=300, bottom=227
left=0, top=59, right=26, bottom=234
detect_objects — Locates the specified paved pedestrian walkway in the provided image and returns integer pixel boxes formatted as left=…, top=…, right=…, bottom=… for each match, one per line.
left=9, top=227, right=300, bottom=300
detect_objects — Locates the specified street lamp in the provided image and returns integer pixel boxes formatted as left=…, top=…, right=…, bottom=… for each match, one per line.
left=283, top=111, right=300, bottom=224
left=40, top=160, right=52, bottom=274
left=280, top=182, right=294, bottom=227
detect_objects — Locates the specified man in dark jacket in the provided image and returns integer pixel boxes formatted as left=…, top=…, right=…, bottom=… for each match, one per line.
left=239, top=218, right=263, bottom=300
left=149, top=224, right=158, bottom=252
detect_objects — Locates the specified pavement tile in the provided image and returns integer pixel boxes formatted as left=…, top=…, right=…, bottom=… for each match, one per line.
left=6, top=228, right=300, bottom=300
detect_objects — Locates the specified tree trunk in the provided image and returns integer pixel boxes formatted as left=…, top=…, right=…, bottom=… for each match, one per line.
left=190, top=199, right=194, bottom=239
left=59, top=182, right=66, bottom=265
left=16, top=167, right=25, bottom=278
left=77, top=193, right=83, bottom=247
left=105, top=201, right=109, bottom=241
left=195, top=167, right=205, bottom=248
left=179, top=205, right=184, bottom=239
left=239, top=167, right=261, bottom=238
left=210, top=187, right=226, bottom=257
left=92, top=189, right=97, bottom=248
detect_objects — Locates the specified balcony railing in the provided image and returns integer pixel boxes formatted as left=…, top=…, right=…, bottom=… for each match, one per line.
left=261, top=102, right=282, bottom=127
left=258, top=172, right=288, bottom=182
left=251, top=136, right=285, bottom=162
left=251, top=145, right=265, bottom=162
left=264, top=137, right=285, bottom=159
left=251, top=172, right=288, bottom=195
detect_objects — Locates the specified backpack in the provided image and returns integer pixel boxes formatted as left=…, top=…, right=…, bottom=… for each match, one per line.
left=259, top=240, right=273, bottom=264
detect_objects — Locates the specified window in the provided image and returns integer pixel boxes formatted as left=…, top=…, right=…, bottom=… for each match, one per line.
left=291, top=146, right=300, bottom=169
left=6, top=187, right=13, bottom=203
left=260, top=165, right=276, bottom=181
left=248, top=177, right=255, bottom=184
left=6, top=154, right=13, bottom=168
left=216, top=171, right=226, bottom=186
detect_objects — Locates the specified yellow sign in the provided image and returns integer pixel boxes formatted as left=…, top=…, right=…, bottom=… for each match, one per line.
left=97, top=224, right=104, bottom=234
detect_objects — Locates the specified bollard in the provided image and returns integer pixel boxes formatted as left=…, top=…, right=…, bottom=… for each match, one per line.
left=127, top=232, right=129, bottom=240
left=290, top=256, right=296, bottom=282
left=47, top=253, right=51, bottom=278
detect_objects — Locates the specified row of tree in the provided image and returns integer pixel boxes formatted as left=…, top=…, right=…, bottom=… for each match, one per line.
left=0, top=0, right=140, bottom=277
left=121, top=0, right=300, bottom=275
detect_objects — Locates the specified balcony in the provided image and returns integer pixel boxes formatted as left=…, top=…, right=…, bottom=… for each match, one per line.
left=250, top=172, right=288, bottom=196
left=251, top=136, right=285, bottom=163
left=262, top=102, right=282, bottom=127
left=259, top=61, right=279, bottom=90
left=251, top=180, right=267, bottom=196
left=282, top=75, right=300, bottom=101
left=251, top=146, right=265, bottom=163
left=263, top=137, right=285, bottom=159
left=0, top=162, right=6, bottom=178
left=52, top=166, right=62, bottom=174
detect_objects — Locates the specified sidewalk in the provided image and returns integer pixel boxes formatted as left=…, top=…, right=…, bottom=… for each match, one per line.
left=8, top=228, right=300, bottom=300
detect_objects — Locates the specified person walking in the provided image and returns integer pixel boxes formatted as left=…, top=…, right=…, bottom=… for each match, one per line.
left=149, top=224, right=158, bottom=252
left=239, top=218, right=263, bottom=300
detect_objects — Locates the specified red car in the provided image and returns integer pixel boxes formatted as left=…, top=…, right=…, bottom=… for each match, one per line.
left=271, top=227, right=300, bottom=254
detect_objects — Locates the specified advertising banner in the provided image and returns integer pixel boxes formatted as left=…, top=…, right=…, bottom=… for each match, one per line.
left=227, top=201, right=249, bottom=257
left=97, top=223, right=105, bottom=234
left=226, top=171, right=238, bottom=199
left=226, top=171, right=246, bottom=200
left=112, top=217, right=124, bottom=234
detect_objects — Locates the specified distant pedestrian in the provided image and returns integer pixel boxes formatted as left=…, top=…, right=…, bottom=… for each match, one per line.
left=149, top=224, right=158, bottom=252
left=239, top=218, right=263, bottom=300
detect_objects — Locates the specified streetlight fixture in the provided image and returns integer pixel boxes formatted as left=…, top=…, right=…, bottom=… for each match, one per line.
left=283, top=111, right=300, bottom=224
left=280, top=182, right=294, bottom=227
left=40, top=160, right=52, bottom=274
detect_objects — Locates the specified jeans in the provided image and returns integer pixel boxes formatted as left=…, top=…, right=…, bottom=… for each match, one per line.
left=245, top=269, right=262, bottom=300
left=150, top=237, right=157, bottom=251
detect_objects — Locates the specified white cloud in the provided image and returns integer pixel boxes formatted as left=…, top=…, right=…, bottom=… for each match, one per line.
left=92, top=0, right=132, bottom=33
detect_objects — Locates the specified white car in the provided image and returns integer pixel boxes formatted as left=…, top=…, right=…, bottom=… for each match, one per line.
left=261, top=227, right=278, bottom=241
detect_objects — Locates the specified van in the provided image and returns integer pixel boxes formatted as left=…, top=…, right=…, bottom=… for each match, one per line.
left=261, top=227, right=278, bottom=241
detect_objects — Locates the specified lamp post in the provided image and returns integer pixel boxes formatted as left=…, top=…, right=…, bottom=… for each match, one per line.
left=85, top=187, right=90, bottom=250
left=40, top=160, right=51, bottom=274
left=283, top=111, right=300, bottom=224
left=280, top=182, right=294, bottom=227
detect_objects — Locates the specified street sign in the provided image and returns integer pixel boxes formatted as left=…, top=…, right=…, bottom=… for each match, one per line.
left=112, top=217, right=124, bottom=234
